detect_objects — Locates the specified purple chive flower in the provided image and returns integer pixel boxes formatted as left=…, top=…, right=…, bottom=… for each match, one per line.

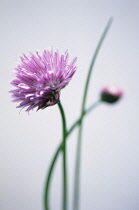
left=101, top=85, right=123, bottom=103
left=10, top=49, right=77, bottom=111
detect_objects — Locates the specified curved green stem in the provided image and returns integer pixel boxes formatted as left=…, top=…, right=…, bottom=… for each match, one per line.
left=58, top=102, right=67, bottom=210
left=44, top=100, right=101, bottom=210
left=44, top=101, right=67, bottom=210
left=73, top=18, right=113, bottom=210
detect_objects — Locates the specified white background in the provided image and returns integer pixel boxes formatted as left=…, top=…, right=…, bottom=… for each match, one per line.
left=0, top=0, right=139, bottom=209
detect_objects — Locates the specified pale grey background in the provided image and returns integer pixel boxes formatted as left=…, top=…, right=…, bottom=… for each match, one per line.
left=0, top=0, right=139, bottom=210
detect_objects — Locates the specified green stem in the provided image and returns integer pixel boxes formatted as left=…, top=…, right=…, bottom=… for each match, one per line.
left=58, top=102, right=67, bottom=210
left=43, top=101, right=67, bottom=210
left=44, top=100, right=101, bottom=210
left=73, top=18, right=113, bottom=210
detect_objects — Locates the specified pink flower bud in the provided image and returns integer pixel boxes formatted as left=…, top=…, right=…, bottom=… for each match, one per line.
left=101, top=85, right=123, bottom=104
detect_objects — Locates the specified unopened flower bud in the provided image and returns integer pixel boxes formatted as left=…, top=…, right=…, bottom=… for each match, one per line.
left=100, top=85, right=123, bottom=104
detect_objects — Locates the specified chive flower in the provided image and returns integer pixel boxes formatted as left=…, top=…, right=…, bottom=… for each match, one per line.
left=10, top=49, right=77, bottom=111
left=101, top=85, right=123, bottom=103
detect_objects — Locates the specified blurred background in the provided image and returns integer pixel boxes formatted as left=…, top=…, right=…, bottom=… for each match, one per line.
left=0, top=0, right=139, bottom=209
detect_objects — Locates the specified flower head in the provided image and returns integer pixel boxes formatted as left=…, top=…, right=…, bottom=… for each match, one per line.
left=10, top=49, right=77, bottom=111
left=100, top=84, right=123, bottom=104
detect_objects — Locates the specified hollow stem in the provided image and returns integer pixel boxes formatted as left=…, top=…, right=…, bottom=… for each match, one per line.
left=58, top=102, right=67, bottom=210
left=44, top=100, right=101, bottom=210
left=73, top=18, right=113, bottom=210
